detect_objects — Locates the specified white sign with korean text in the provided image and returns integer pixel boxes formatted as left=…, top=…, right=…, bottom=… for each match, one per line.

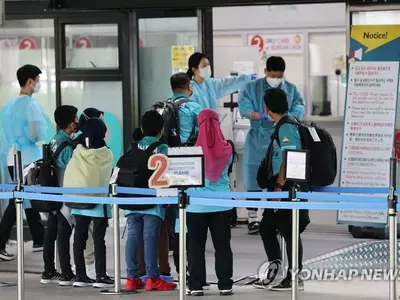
left=248, top=33, right=304, bottom=54
left=338, top=61, right=400, bottom=224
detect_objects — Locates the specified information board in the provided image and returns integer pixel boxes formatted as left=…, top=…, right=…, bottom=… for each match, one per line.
left=338, top=25, right=400, bottom=226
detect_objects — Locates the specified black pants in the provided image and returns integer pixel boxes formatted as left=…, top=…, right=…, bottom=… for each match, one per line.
left=73, top=215, right=108, bottom=278
left=187, top=211, right=233, bottom=291
left=166, top=205, right=176, bottom=251
left=43, top=211, right=73, bottom=275
left=259, top=177, right=310, bottom=275
left=0, top=167, right=44, bottom=250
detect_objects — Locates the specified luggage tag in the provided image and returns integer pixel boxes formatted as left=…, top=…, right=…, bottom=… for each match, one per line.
left=307, top=127, right=321, bottom=142
left=23, top=163, right=35, bottom=180
left=109, top=167, right=120, bottom=184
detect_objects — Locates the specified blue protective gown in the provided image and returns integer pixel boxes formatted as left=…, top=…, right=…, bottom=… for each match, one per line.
left=238, top=78, right=305, bottom=191
left=190, top=74, right=252, bottom=109
left=0, top=95, right=47, bottom=209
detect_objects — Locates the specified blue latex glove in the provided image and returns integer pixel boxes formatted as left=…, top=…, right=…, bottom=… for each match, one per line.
left=250, top=73, right=258, bottom=80
left=259, top=112, right=269, bottom=120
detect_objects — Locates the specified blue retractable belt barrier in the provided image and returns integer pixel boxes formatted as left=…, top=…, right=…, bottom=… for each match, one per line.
left=312, top=186, right=399, bottom=194
left=22, top=185, right=108, bottom=194
left=296, top=192, right=386, bottom=203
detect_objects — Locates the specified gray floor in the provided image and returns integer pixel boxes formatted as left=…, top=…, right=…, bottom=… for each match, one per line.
left=0, top=225, right=368, bottom=280
left=0, top=226, right=390, bottom=300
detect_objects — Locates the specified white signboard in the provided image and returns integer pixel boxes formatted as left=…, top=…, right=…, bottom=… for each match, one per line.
left=248, top=33, right=304, bottom=54
left=232, top=61, right=255, bottom=74
left=166, top=156, right=204, bottom=188
left=338, top=61, right=400, bottom=224
left=286, top=150, right=307, bottom=181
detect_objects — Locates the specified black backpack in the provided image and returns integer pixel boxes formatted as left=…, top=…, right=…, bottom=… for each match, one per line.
left=227, top=140, right=237, bottom=176
left=152, top=98, right=197, bottom=147
left=257, top=116, right=337, bottom=189
left=116, top=141, right=163, bottom=210
left=28, top=141, right=72, bottom=212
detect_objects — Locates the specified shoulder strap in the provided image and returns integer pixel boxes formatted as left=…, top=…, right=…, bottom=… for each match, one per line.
left=272, top=115, right=300, bottom=148
left=174, top=98, right=191, bottom=106
left=51, top=141, right=72, bottom=161
left=145, top=142, right=162, bottom=155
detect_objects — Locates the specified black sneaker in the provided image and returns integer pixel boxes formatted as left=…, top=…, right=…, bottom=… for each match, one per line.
left=93, top=276, right=114, bottom=288
left=73, top=275, right=95, bottom=287
left=270, top=277, right=304, bottom=291
left=33, top=244, right=44, bottom=252
left=40, top=271, right=62, bottom=284
left=202, top=282, right=211, bottom=290
left=220, top=289, right=234, bottom=296
left=248, top=222, right=259, bottom=235
left=0, top=250, right=15, bottom=261
left=59, top=273, right=76, bottom=286
left=187, top=289, right=204, bottom=296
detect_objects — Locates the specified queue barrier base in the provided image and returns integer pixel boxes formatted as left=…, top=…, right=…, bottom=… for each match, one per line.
left=0, top=282, right=16, bottom=287
left=99, top=289, right=137, bottom=295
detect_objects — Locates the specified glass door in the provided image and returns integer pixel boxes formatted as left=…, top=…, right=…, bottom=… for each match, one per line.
left=137, top=11, right=200, bottom=116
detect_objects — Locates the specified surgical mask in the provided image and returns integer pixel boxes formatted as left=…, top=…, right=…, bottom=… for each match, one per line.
left=266, top=77, right=283, bottom=88
left=199, top=65, right=212, bottom=79
left=33, top=82, right=41, bottom=93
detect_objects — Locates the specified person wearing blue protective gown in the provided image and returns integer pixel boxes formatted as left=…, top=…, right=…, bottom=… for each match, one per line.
left=238, top=56, right=305, bottom=235
left=186, top=52, right=254, bottom=110
left=0, top=65, right=46, bottom=261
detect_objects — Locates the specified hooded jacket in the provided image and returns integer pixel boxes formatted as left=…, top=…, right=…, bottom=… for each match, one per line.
left=64, top=144, right=113, bottom=218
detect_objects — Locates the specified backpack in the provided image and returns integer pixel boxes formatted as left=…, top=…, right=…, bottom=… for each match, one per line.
left=152, top=98, right=197, bottom=147
left=28, top=141, right=72, bottom=212
left=257, top=116, right=337, bottom=189
left=116, top=141, right=162, bottom=210
left=227, top=140, right=237, bottom=176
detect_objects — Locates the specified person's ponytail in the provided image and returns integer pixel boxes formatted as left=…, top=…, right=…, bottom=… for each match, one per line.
left=186, top=68, right=194, bottom=79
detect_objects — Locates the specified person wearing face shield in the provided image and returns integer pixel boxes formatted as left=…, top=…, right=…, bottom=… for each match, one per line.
left=0, top=64, right=46, bottom=261
left=238, top=56, right=305, bottom=235
left=186, top=52, right=253, bottom=110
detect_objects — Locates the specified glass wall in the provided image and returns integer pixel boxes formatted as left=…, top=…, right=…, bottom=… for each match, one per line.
left=309, top=32, right=346, bottom=117
left=60, top=81, right=123, bottom=160
left=65, top=24, right=119, bottom=69
left=0, top=19, right=57, bottom=142
left=138, top=17, right=198, bottom=116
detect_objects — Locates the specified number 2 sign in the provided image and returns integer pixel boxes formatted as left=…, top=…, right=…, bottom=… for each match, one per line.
left=148, top=154, right=170, bottom=188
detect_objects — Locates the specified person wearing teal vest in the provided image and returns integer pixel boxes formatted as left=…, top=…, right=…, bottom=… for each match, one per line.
left=238, top=56, right=305, bottom=235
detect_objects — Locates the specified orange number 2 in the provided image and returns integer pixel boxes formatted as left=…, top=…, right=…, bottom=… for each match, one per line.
left=148, top=154, right=170, bottom=188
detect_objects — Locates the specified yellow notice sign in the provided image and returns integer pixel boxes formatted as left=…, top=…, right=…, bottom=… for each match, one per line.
left=171, top=46, right=194, bottom=69
left=351, top=25, right=400, bottom=53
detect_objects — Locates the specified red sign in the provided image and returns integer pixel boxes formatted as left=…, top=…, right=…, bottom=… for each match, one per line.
left=76, top=37, right=92, bottom=48
left=19, top=38, right=36, bottom=50
left=148, top=154, right=170, bottom=188
left=395, top=131, right=400, bottom=160
left=250, top=34, right=264, bottom=53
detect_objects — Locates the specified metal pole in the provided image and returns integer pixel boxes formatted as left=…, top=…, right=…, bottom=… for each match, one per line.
left=280, top=234, right=286, bottom=275
left=15, top=151, right=24, bottom=300
left=178, top=190, right=188, bottom=300
left=388, top=158, right=397, bottom=300
left=100, top=183, right=135, bottom=295
left=290, top=185, right=299, bottom=300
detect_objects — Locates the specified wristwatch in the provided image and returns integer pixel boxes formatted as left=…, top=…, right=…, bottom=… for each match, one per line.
left=275, top=183, right=284, bottom=190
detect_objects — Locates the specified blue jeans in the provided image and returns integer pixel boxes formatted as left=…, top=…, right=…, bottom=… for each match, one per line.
left=125, top=213, right=162, bottom=279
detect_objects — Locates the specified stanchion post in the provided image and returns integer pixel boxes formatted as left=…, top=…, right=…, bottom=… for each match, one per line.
left=388, top=157, right=397, bottom=300
left=289, top=184, right=300, bottom=300
left=178, top=189, right=189, bottom=300
left=15, top=150, right=24, bottom=300
left=280, top=234, right=286, bottom=275
left=100, top=183, right=136, bottom=295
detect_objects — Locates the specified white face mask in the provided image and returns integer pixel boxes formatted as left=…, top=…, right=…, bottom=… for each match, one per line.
left=266, top=77, right=283, bottom=88
left=199, top=65, right=212, bottom=79
left=33, top=82, right=41, bottom=93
